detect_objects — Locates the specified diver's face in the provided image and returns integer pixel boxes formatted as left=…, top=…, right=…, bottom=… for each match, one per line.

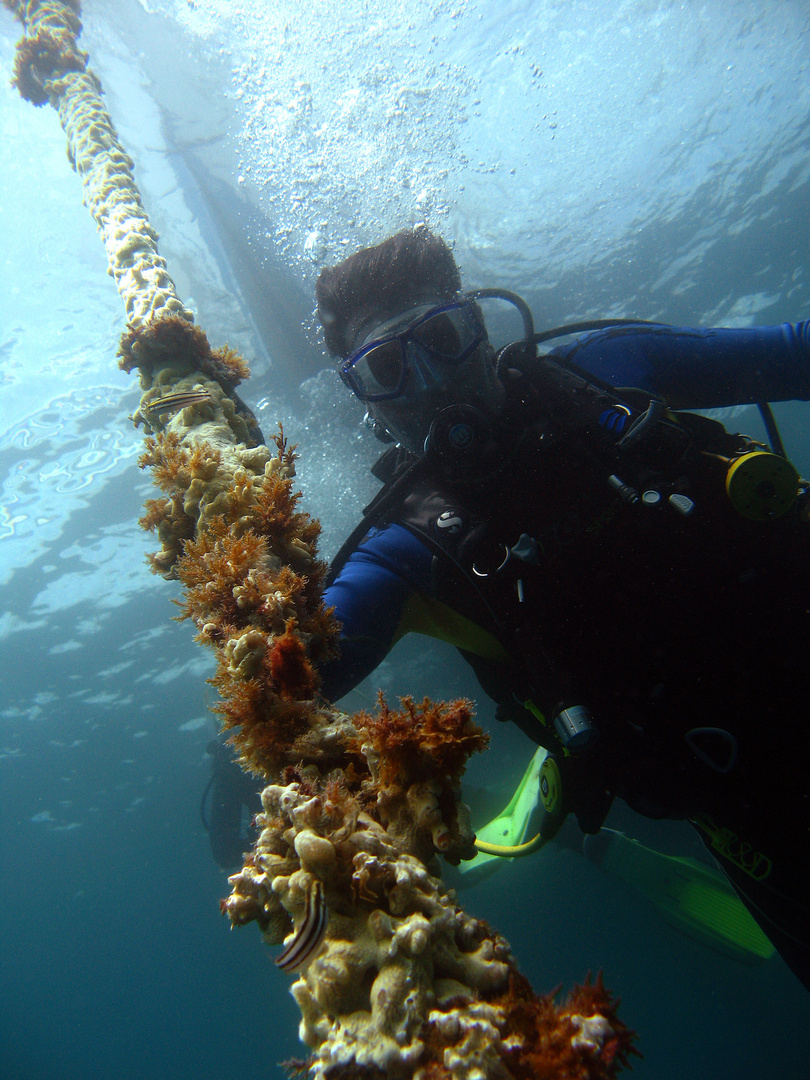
left=339, top=299, right=504, bottom=453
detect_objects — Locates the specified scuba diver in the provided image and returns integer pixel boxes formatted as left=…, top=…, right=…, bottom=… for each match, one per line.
left=201, top=735, right=263, bottom=870
left=314, top=225, right=810, bottom=990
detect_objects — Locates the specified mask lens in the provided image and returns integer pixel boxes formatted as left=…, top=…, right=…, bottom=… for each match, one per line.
left=411, top=306, right=477, bottom=358
left=347, top=339, right=405, bottom=399
left=365, top=340, right=404, bottom=391
left=341, top=300, right=484, bottom=402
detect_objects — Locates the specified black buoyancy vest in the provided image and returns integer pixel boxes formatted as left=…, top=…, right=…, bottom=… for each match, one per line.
left=357, top=355, right=808, bottom=819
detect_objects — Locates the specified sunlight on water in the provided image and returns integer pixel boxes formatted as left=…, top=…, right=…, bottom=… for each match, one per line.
left=153, top=0, right=810, bottom=294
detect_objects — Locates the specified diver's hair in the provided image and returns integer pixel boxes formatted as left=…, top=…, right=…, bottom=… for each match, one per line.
left=315, top=226, right=462, bottom=357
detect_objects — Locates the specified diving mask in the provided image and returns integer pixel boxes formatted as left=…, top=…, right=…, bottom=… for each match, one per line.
left=339, top=299, right=486, bottom=402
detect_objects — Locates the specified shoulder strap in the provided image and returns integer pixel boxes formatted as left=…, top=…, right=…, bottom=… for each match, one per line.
left=324, top=448, right=427, bottom=589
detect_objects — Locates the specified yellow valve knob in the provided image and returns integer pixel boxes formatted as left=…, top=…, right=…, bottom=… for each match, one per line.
left=539, top=756, right=563, bottom=815
left=725, top=451, right=799, bottom=521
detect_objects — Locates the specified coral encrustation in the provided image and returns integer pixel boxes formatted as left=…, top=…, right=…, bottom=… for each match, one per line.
left=4, top=0, right=194, bottom=330
left=224, top=769, right=638, bottom=1080
left=138, top=385, right=638, bottom=1077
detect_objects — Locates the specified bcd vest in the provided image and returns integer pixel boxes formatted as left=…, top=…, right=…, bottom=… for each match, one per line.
left=344, top=355, right=808, bottom=823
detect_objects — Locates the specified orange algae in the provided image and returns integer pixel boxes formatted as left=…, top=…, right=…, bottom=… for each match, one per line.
left=269, top=621, right=320, bottom=700
left=353, top=693, right=489, bottom=790
left=212, top=344, right=252, bottom=386
left=252, top=468, right=322, bottom=553
left=138, top=430, right=221, bottom=491
left=415, top=970, right=638, bottom=1080
left=494, top=970, right=640, bottom=1079
left=119, top=312, right=250, bottom=387
left=137, top=431, right=220, bottom=573
left=136, top=429, right=339, bottom=776
left=174, top=532, right=337, bottom=776
left=343, top=694, right=488, bottom=865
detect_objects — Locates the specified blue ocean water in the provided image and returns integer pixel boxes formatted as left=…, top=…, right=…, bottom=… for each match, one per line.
left=1, top=2, right=809, bottom=1078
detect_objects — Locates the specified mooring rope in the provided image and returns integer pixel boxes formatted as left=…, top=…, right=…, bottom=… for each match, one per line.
left=2, top=6, right=635, bottom=1076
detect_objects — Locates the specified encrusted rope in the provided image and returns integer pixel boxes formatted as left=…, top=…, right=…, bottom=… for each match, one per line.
left=3, top=4, right=636, bottom=1076
left=4, top=0, right=192, bottom=328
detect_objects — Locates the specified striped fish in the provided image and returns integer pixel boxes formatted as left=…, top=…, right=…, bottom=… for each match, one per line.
left=275, top=879, right=328, bottom=973
left=142, top=389, right=212, bottom=420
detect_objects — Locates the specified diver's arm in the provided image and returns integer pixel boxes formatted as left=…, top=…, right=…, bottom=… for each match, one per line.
left=552, top=321, right=810, bottom=409
left=319, top=524, right=434, bottom=701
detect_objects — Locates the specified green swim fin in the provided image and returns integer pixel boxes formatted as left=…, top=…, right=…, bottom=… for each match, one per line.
left=459, top=752, right=774, bottom=964
left=459, top=747, right=548, bottom=881
left=584, top=829, right=775, bottom=963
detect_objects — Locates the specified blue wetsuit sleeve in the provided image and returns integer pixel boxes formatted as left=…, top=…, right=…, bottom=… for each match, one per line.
left=319, top=523, right=434, bottom=702
left=551, top=321, right=810, bottom=409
